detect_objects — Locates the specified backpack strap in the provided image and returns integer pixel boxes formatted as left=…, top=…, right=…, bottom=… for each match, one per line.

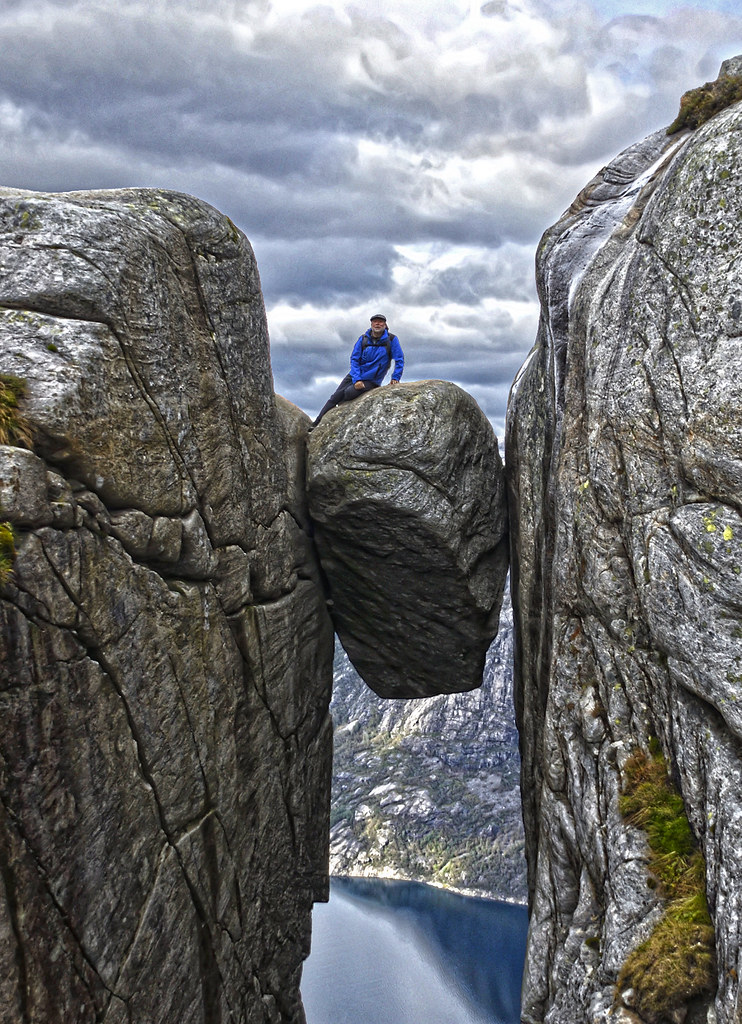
left=361, top=332, right=394, bottom=357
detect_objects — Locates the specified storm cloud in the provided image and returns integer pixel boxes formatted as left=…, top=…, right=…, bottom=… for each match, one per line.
left=1, top=0, right=742, bottom=431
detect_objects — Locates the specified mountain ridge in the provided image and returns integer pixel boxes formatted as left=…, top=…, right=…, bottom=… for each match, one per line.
left=328, top=586, right=527, bottom=905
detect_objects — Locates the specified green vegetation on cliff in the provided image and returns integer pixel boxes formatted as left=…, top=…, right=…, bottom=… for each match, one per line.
left=0, top=373, right=32, bottom=448
left=616, top=742, right=716, bottom=1022
left=0, top=373, right=29, bottom=584
left=667, top=74, right=742, bottom=135
left=0, top=521, right=15, bottom=585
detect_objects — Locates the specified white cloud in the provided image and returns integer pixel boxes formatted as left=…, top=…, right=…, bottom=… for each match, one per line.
left=1, top=0, right=742, bottom=426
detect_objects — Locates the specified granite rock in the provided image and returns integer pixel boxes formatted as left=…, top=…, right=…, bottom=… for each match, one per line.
left=306, top=380, right=509, bottom=699
left=507, top=70, right=742, bottom=1024
left=0, top=188, right=333, bottom=1024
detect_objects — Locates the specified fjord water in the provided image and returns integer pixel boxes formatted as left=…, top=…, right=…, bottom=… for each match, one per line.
left=302, top=877, right=528, bottom=1024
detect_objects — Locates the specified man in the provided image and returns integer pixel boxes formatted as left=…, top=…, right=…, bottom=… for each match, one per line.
left=312, top=314, right=404, bottom=426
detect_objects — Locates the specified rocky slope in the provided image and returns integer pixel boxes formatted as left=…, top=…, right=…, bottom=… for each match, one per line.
left=508, top=62, right=742, bottom=1024
left=0, top=187, right=334, bottom=1024
left=328, top=587, right=527, bottom=904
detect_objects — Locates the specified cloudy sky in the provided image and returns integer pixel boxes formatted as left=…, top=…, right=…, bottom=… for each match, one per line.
left=2, top=0, right=742, bottom=432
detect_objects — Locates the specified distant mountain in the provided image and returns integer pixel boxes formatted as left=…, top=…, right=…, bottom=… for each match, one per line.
left=328, top=586, right=527, bottom=904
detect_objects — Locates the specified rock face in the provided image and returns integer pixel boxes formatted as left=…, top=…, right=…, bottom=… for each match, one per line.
left=508, top=79, right=742, bottom=1022
left=328, top=586, right=526, bottom=903
left=306, top=380, right=509, bottom=698
left=0, top=188, right=333, bottom=1024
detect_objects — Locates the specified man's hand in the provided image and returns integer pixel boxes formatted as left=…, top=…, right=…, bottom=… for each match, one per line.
left=354, top=380, right=366, bottom=390
left=389, top=379, right=400, bottom=385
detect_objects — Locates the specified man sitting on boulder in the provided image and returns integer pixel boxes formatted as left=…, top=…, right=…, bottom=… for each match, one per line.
left=312, top=314, right=404, bottom=426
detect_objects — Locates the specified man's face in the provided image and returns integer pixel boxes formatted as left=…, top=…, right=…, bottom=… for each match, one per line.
left=370, top=318, right=385, bottom=335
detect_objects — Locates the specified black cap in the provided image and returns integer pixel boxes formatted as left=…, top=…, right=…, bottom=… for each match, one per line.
left=370, top=313, right=387, bottom=322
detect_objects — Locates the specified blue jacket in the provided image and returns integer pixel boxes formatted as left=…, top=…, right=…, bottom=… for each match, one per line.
left=350, top=328, right=404, bottom=385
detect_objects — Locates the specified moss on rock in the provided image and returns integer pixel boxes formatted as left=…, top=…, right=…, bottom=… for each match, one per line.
left=616, top=744, right=716, bottom=1022
left=0, top=373, right=32, bottom=448
left=0, top=520, right=15, bottom=585
left=667, top=74, right=742, bottom=135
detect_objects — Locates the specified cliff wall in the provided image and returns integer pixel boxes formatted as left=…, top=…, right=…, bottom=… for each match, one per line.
left=0, top=188, right=334, bottom=1024
left=508, top=73, right=742, bottom=1024
left=0, top=185, right=511, bottom=1023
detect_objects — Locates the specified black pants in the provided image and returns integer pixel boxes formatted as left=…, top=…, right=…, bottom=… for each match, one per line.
left=313, top=374, right=380, bottom=425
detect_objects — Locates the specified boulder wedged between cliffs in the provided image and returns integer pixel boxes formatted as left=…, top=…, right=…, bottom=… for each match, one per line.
left=306, top=379, right=509, bottom=699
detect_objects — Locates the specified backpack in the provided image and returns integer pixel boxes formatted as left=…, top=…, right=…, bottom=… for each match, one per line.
left=361, top=331, right=396, bottom=358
